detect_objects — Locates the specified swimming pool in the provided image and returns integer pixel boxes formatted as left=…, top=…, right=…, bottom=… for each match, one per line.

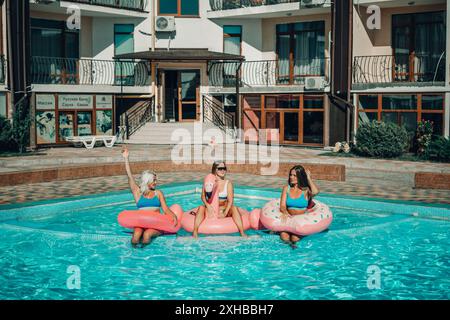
left=0, top=183, right=449, bottom=300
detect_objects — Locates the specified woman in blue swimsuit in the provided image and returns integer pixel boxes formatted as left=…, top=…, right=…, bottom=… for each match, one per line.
left=122, top=146, right=178, bottom=247
left=279, top=165, right=320, bottom=248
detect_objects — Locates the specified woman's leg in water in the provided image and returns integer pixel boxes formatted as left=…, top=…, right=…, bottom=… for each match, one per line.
left=132, top=227, right=144, bottom=246
left=193, top=206, right=206, bottom=238
left=230, top=206, right=248, bottom=237
left=290, top=234, right=301, bottom=243
left=279, top=232, right=291, bottom=244
left=142, top=229, right=161, bottom=246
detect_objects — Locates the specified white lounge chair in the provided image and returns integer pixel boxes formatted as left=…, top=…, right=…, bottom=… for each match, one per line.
left=65, top=135, right=117, bottom=149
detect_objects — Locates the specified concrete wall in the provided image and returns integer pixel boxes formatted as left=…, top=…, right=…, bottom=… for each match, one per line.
left=154, top=1, right=264, bottom=61
left=91, top=17, right=151, bottom=60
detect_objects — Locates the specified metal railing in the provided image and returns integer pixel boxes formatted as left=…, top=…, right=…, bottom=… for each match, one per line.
left=123, top=99, right=154, bottom=138
left=203, top=95, right=235, bottom=133
left=209, top=0, right=300, bottom=11
left=65, top=0, right=148, bottom=11
left=0, top=55, right=5, bottom=84
left=31, top=56, right=151, bottom=86
left=209, top=58, right=329, bottom=87
left=353, top=54, right=446, bottom=84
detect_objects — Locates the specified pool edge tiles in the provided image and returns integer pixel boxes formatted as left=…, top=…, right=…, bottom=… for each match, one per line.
left=0, top=182, right=449, bottom=222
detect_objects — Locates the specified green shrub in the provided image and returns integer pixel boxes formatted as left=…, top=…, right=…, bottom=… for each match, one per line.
left=354, top=120, right=410, bottom=158
left=0, top=115, right=16, bottom=152
left=424, top=136, right=450, bottom=163
left=11, top=98, right=30, bottom=153
left=414, top=120, right=434, bottom=156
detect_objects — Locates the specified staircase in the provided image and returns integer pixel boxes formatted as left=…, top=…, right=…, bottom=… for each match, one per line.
left=124, top=95, right=237, bottom=145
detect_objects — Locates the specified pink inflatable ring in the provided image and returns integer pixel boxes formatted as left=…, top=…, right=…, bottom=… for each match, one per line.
left=259, top=199, right=332, bottom=236
left=118, top=204, right=183, bottom=234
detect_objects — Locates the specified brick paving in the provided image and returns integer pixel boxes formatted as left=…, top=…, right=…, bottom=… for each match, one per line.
left=0, top=171, right=449, bottom=206
left=0, top=144, right=449, bottom=206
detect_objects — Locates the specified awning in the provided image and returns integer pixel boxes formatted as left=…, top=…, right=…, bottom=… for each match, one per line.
left=114, top=48, right=245, bottom=61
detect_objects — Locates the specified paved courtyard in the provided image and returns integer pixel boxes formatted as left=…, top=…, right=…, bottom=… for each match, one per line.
left=0, top=144, right=449, bottom=205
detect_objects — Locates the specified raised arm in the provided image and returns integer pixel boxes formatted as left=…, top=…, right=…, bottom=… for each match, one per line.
left=122, top=146, right=140, bottom=203
left=306, top=169, right=320, bottom=197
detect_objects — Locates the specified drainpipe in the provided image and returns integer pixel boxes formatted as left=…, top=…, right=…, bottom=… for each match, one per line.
left=150, top=0, right=157, bottom=122
left=445, top=0, right=450, bottom=138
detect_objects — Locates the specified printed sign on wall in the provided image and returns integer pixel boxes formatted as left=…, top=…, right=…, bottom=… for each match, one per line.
left=58, top=95, right=93, bottom=110
left=36, top=94, right=56, bottom=110
left=96, top=95, right=113, bottom=109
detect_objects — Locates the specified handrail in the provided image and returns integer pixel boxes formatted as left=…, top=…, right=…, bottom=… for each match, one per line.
left=353, top=54, right=446, bottom=84
left=209, top=0, right=301, bottom=11
left=65, top=0, right=148, bottom=12
left=31, top=56, right=151, bottom=86
left=203, top=95, right=235, bottom=134
left=125, top=98, right=154, bottom=138
left=209, top=58, right=329, bottom=87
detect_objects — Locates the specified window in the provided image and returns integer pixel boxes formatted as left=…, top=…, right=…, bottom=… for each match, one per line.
left=276, top=21, right=325, bottom=84
left=392, top=11, right=446, bottom=82
left=222, top=26, right=242, bottom=86
left=223, top=26, right=242, bottom=55
left=357, top=94, right=445, bottom=137
left=114, top=24, right=135, bottom=85
left=31, top=18, right=79, bottom=58
left=159, top=0, right=199, bottom=16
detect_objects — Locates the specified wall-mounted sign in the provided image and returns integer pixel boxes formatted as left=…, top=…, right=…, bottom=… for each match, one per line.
left=96, top=95, right=113, bottom=109
left=36, top=94, right=56, bottom=110
left=58, top=95, right=93, bottom=110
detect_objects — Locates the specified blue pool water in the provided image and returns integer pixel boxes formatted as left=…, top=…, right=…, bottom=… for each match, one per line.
left=0, top=183, right=449, bottom=300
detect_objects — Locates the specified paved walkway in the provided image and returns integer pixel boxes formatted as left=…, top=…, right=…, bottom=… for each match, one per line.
left=1, top=144, right=449, bottom=205
left=1, top=171, right=449, bottom=206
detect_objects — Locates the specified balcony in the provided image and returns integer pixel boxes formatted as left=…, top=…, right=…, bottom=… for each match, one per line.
left=208, top=58, right=329, bottom=89
left=210, top=0, right=299, bottom=11
left=207, top=0, right=330, bottom=19
left=31, top=56, right=151, bottom=87
left=353, top=54, right=446, bottom=89
left=65, top=0, right=148, bottom=11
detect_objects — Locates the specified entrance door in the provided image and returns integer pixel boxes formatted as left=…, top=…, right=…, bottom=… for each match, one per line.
left=179, top=70, right=200, bottom=121
left=163, top=70, right=200, bottom=122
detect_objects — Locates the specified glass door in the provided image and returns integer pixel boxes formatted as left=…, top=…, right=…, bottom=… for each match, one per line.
left=178, top=70, right=200, bottom=121
left=77, top=111, right=93, bottom=136
left=58, top=111, right=75, bottom=142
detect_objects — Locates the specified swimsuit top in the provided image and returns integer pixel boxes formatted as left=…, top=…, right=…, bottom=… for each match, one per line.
left=136, top=192, right=161, bottom=210
left=218, top=180, right=229, bottom=200
left=286, top=186, right=308, bottom=210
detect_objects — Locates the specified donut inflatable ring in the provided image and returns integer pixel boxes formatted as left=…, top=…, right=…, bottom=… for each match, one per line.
left=259, top=199, right=332, bottom=236
left=118, top=204, right=183, bottom=234
left=181, top=174, right=256, bottom=234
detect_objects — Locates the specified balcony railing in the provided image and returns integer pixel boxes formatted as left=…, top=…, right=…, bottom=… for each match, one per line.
left=31, top=56, right=151, bottom=86
left=65, top=0, right=148, bottom=11
left=210, top=0, right=300, bottom=11
left=209, top=58, right=329, bottom=87
left=353, top=53, right=446, bottom=84
left=0, top=55, right=5, bottom=85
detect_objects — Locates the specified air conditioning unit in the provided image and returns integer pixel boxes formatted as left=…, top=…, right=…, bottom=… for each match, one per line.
left=155, top=16, right=176, bottom=32
left=305, top=77, right=326, bottom=90
left=300, top=0, right=326, bottom=8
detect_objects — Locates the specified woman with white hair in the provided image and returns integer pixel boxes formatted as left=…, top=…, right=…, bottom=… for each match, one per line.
left=122, top=146, right=178, bottom=247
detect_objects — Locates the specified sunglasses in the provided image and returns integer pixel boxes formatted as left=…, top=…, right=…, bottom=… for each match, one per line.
left=217, top=167, right=227, bottom=171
